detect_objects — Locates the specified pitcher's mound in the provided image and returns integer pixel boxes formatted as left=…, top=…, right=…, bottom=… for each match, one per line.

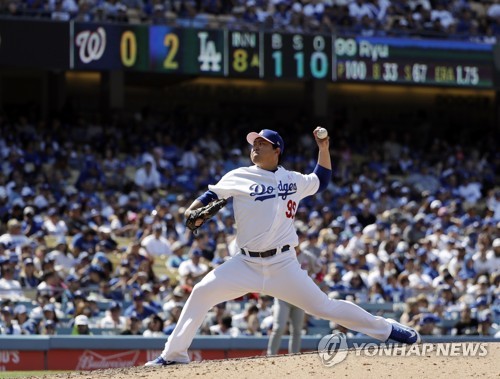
left=36, top=342, right=499, bottom=379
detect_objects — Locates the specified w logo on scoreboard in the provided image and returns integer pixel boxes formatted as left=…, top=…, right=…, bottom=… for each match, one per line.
left=75, top=27, right=106, bottom=64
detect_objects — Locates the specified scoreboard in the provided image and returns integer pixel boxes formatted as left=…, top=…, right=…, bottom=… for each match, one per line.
left=0, top=18, right=497, bottom=89
left=263, top=33, right=333, bottom=80
left=334, top=37, right=494, bottom=87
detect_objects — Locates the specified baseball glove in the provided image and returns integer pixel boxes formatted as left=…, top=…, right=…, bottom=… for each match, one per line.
left=185, top=198, right=227, bottom=232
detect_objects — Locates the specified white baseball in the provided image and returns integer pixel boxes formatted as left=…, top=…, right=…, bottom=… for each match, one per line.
left=317, top=127, right=328, bottom=139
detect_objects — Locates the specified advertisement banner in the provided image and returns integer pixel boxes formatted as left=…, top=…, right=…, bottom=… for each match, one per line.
left=0, top=347, right=313, bottom=370
left=0, top=351, right=44, bottom=371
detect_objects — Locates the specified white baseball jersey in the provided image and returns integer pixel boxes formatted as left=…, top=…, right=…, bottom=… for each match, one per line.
left=208, top=165, right=319, bottom=251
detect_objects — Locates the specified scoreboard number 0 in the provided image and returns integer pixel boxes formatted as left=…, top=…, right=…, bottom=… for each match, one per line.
left=120, top=31, right=137, bottom=67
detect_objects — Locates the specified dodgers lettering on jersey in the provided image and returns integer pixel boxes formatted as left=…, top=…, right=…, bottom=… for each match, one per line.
left=249, top=180, right=297, bottom=201
left=208, top=165, right=319, bottom=251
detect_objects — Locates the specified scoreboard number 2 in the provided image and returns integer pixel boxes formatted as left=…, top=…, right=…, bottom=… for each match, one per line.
left=163, top=33, right=179, bottom=69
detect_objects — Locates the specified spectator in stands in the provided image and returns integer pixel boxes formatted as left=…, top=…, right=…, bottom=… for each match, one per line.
left=120, top=312, right=142, bottom=335
left=99, top=301, right=127, bottom=330
left=41, top=303, right=59, bottom=330
left=65, top=204, right=86, bottom=236
left=162, top=285, right=187, bottom=315
left=163, top=304, right=182, bottom=336
left=178, top=248, right=210, bottom=287
left=13, top=304, right=29, bottom=333
left=143, top=314, right=165, bottom=337
left=242, top=313, right=261, bottom=336
left=0, top=219, right=30, bottom=250
left=210, top=315, right=240, bottom=337
left=41, top=320, right=56, bottom=335
left=141, top=223, right=172, bottom=257
left=166, top=241, right=187, bottom=270
left=22, top=206, right=42, bottom=237
left=124, top=290, right=156, bottom=321
left=232, top=303, right=259, bottom=332
left=37, top=271, right=63, bottom=302
left=415, top=313, right=440, bottom=336
left=0, top=306, right=21, bottom=335
left=134, top=157, right=161, bottom=192
left=73, top=314, right=92, bottom=335
left=477, top=310, right=496, bottom=336
left=18, top=257, right=40, bottom=289
left=0, top=256, right=24, bottom=300
left=201, top=302, right=229, bottom=334
left=71, top=227, right=99, bottom=256
left=399, top=297, right=420, bottom=327
left=48, top=237, right=75, bottom=275
left=453, top=306, right=478, bottom=335
left=140, top=283, right=162, bottom=313
left=43, top=208, right=68, bottom=237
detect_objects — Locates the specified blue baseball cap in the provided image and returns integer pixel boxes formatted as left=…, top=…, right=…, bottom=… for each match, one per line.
left=419, top=313, right=440, bottom=326
left=246, top=129, right=285, bottom=155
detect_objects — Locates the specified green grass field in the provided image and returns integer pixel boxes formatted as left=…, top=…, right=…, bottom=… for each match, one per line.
left=0, top=371, right=66, bottom=378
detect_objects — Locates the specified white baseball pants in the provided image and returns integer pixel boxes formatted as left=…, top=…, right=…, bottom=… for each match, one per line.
left=159, top=249, right=392, bottom=362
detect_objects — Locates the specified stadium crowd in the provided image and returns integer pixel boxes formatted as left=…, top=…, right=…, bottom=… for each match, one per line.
left=0, top=109, right=499, bottom=339
left=1, top=0, right=500, bottom=42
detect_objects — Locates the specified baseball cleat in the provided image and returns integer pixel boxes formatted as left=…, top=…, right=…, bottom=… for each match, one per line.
left=144, top=356, right=186, bottom=367
left=386, top=319, right=422, bottom=344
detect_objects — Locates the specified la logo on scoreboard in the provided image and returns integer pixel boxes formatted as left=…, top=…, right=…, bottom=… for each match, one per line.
left=198, top=32, right=222, bottom=72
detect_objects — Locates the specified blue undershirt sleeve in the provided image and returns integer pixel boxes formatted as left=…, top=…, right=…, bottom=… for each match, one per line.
left=313, top=164, right=332, bottom=192
left=196, top=190, right=219, bottom=206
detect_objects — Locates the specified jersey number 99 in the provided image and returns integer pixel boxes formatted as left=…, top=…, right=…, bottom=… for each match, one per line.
left=285, top=200, right=297, bottom=219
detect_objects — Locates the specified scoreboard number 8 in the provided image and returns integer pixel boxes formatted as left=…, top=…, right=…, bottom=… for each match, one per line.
left=233, top=49, right=248, bottom=72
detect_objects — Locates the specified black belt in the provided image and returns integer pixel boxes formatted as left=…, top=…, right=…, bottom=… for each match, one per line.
left=241, top=245, right=290, bottom=258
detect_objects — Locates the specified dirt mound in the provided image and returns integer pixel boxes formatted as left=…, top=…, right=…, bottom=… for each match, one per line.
left=26, top=343, right=499, bottom=379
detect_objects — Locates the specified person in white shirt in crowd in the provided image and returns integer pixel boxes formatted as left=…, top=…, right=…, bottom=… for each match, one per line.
left=489, top=238, right=500, bottom=274
left=143, top=314, right=166, bottom=337
left=99, top=301, right=127, bottom=330
left=430, top=0, right=454, bottom=30
left=43, top=208, right=68, bottom=237
left=178, top=249, right=210, bottom=287
left=162, top=286, right=188, bottom=315
left=0, top=257, right=25, bottom=300
left=232, top=303, right=259, bottom=332
left=349, top=0, right=379, bottom=21
left=0, top=307, right=22, bottom=335
left=408, top=263, right=433, bottom=291
left=458, top=174, right=482, bottom=205
left=487, top=0, right=500, bottom=18
left=141, top=224, right=172, bottom=257
left=179, top=144, right=202, bottom=170
left=209, top=315, right=241, bottom=337
left=134, top=157, right=161, bottom=192
left=486, top=190, right=500, bottom=220
left=0, top=219, right=30, bottom=250
left=473, top=242, right=496, bottom=275
left=48, top=237, right=75, bottom=275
